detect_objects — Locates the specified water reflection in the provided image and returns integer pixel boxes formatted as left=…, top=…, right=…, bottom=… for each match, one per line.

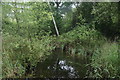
left=34, top=49, right=88, bottom=78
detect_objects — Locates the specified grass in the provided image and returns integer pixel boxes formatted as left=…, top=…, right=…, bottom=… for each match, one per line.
left=2, top=29, right=119, bottom=78
left=90, top=42, right=119, bottom=78
left=2, top=33, right=55, bottom=78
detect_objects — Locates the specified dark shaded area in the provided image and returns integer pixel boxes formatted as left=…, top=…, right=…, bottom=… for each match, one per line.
left=34, top=49, right=89, bottom=78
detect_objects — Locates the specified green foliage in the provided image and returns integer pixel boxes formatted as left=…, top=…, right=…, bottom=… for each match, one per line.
left=2, top=33, right=55, bottom=78
left=2, top=2, right=119, bottom=78
left=90, top=42, right=118, bottom=78
left=32, top=2, right=53, bottom=32
left=72, top=2, right=119, bottom=39
left=92, top=3, right=119, bottom=38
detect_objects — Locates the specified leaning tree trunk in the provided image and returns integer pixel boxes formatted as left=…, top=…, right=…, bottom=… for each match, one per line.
left=48, top=2, right=60, bottom=36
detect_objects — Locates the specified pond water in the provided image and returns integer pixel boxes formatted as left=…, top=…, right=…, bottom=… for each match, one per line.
left=33, top=49, right=89, bottom=78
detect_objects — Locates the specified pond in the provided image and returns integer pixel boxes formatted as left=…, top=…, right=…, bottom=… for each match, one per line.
left=33, top=48, right=90, bottom=78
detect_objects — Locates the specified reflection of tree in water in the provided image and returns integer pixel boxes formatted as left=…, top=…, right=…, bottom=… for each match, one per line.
left=57, top=60, right=78, bottom=78
left=35, top=49, right=88, bottom=78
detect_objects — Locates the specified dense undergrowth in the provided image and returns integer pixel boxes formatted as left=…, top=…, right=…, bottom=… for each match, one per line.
left=2, top=2, right=119, bottom=78
left=2, top=33, right=55, bottom=78
left=56, top=25, right=119, bottom=78
left=2, top=25, right=119, bottom=78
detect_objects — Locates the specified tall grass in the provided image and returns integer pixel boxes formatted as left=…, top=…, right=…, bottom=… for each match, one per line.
left=2, top=26, right=119, bottom=78
left=89, top=42, right=118, bottom=78
left=55, top=25, right=119, bottom=78
left=2, top=33, right=55, bottom=78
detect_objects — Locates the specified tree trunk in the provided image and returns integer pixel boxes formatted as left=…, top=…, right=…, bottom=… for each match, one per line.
left=48, top=2, right=60, bottom=36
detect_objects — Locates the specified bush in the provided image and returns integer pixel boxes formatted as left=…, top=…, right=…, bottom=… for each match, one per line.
left=2, top=33, right=55, bottom=78
left=90, top=42, right=118, bottom=78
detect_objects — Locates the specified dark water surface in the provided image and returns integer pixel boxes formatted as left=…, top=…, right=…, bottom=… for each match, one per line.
left=34, top=49, right=89, bottom=78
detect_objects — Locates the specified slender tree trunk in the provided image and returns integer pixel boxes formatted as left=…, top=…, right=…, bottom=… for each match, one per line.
left=48, top=2, right=60, bottom=36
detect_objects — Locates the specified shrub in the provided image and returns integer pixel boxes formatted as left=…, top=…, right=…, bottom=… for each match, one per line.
left=2, top=33, right=55, bottom=78
left=90, top=42, right=118, bottom=78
